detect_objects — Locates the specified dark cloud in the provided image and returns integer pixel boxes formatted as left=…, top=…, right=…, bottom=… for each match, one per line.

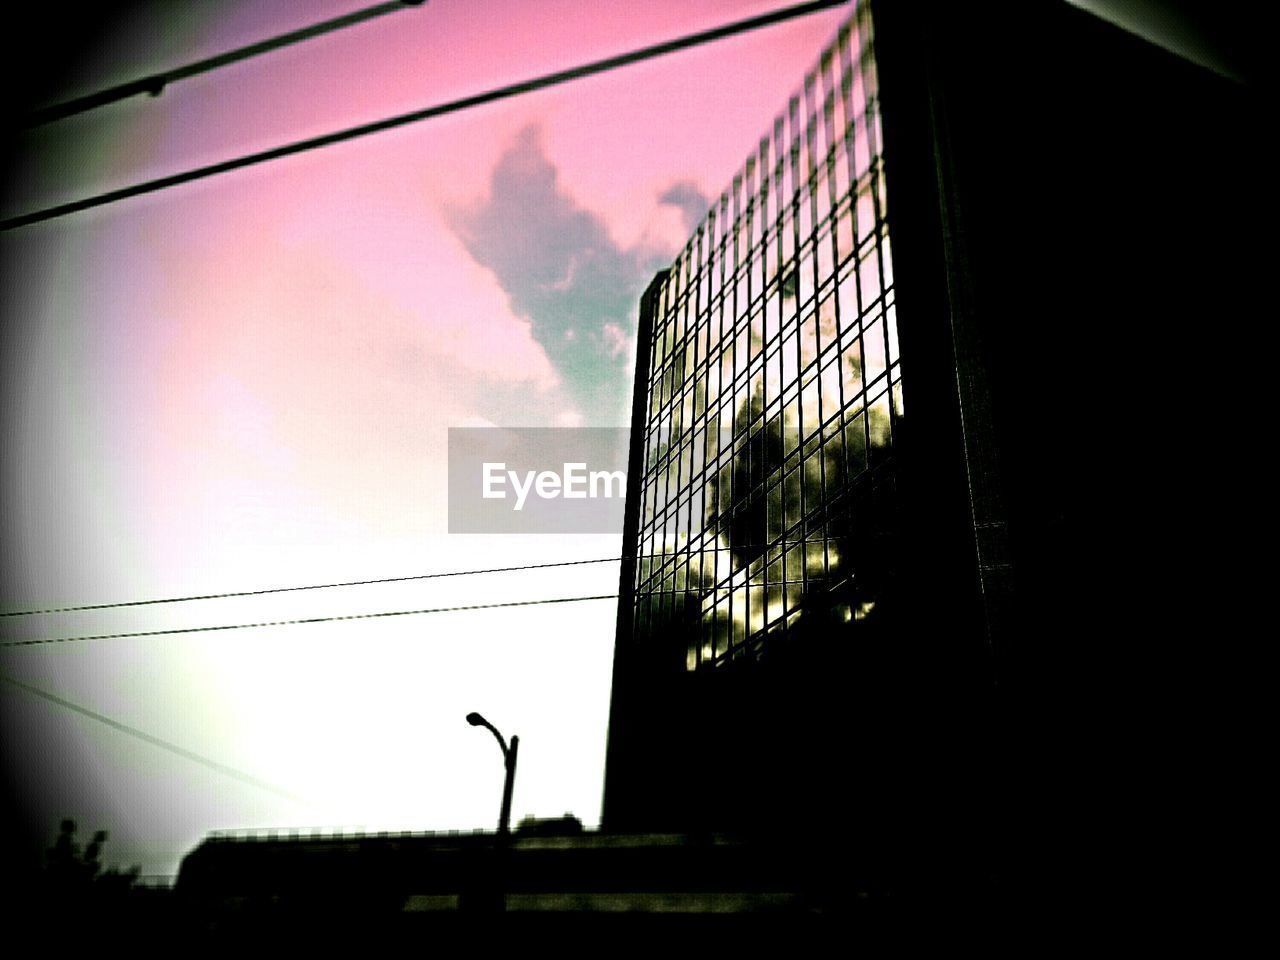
left=658, top=180, right=712, bottom=236
left=448, top=126, right=672, bottom=425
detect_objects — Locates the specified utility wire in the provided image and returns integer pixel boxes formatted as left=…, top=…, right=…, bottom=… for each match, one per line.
left=1, top=0, right=848, bottom=230
left=0, top=673, right=308, bottom=803
left=1, top=557, right=622, bottom=618
left=2, top=536, right=803, bottom=619
left=23, top=1, right=428, bottom=127
left=0, top=593, right=617, bottom=648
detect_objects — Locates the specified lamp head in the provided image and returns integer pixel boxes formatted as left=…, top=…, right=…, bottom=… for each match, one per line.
left=465, top=712, right=485, bottom=727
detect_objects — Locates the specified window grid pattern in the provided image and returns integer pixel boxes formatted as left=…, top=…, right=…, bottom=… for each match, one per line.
left=632, top=6, right=903, bottom=670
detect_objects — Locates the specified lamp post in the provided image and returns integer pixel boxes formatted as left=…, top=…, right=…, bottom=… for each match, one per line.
left=466, top=712, right=519, bottom=838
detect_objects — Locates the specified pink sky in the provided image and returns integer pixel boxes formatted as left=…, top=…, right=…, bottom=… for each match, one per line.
left=1, top=0, right=854, bottom=876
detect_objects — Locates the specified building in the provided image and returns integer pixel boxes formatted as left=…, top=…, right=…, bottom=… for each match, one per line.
left=174, top=824, right=860, bottom=946
left=163, top=1, right=1262, bottom=932
left=604, top=0, right=913, bottom=848
left=602, top=0, right=1264, bottom=908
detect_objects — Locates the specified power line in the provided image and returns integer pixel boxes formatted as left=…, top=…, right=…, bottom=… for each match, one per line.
left=1, top=0, right=849, bottom=231
left=0, top=593, right=617, bottom=649
left=23, top=1, right=428, bottom=127
left=1, top=556, right=622, bottom=618
left=0, top=673, right=308, bottom=803
left=1, top=537, right=808, bottom=620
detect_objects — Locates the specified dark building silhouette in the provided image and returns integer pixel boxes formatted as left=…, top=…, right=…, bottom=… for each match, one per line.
left=602, top=0, right=1265, bottom=913
left=175, top=825, right=858, bottom=947
left=165, top=1, right=1263, bottom=936
left=605, top=0, right=905, bottom=843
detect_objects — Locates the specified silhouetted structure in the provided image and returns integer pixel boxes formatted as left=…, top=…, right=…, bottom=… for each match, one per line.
left=605, top=0, right=898, bottom=834
left=175, top=824, right=856, bottom=946
left=602, top=0, right=1264, bottom=916
left=165, top=1, right=1263, bottom=937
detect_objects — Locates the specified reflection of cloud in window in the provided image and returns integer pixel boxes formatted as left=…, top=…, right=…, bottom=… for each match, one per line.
left=631, top=11, right=908, bottom=673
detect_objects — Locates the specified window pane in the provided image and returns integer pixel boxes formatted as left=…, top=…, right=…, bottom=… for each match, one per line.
left=842, top=335, right=864, bottom=407
left=863, top=317, right=887, bottom=385
left=817, top=292, right=838, bottom=355
left=845, top=411, right=867, bottom=476
left=868, top=390, right=892, bottom=454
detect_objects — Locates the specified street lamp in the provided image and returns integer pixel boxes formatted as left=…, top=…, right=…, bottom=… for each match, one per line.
left=466, top=712, right=519, bottom=838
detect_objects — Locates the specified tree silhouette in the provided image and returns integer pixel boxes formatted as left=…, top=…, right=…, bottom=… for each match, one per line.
left=44, top=819, right=141, bottom=902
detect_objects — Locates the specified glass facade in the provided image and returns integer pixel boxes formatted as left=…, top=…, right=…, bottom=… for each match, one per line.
left=629, top=5, right=902, bottom=673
